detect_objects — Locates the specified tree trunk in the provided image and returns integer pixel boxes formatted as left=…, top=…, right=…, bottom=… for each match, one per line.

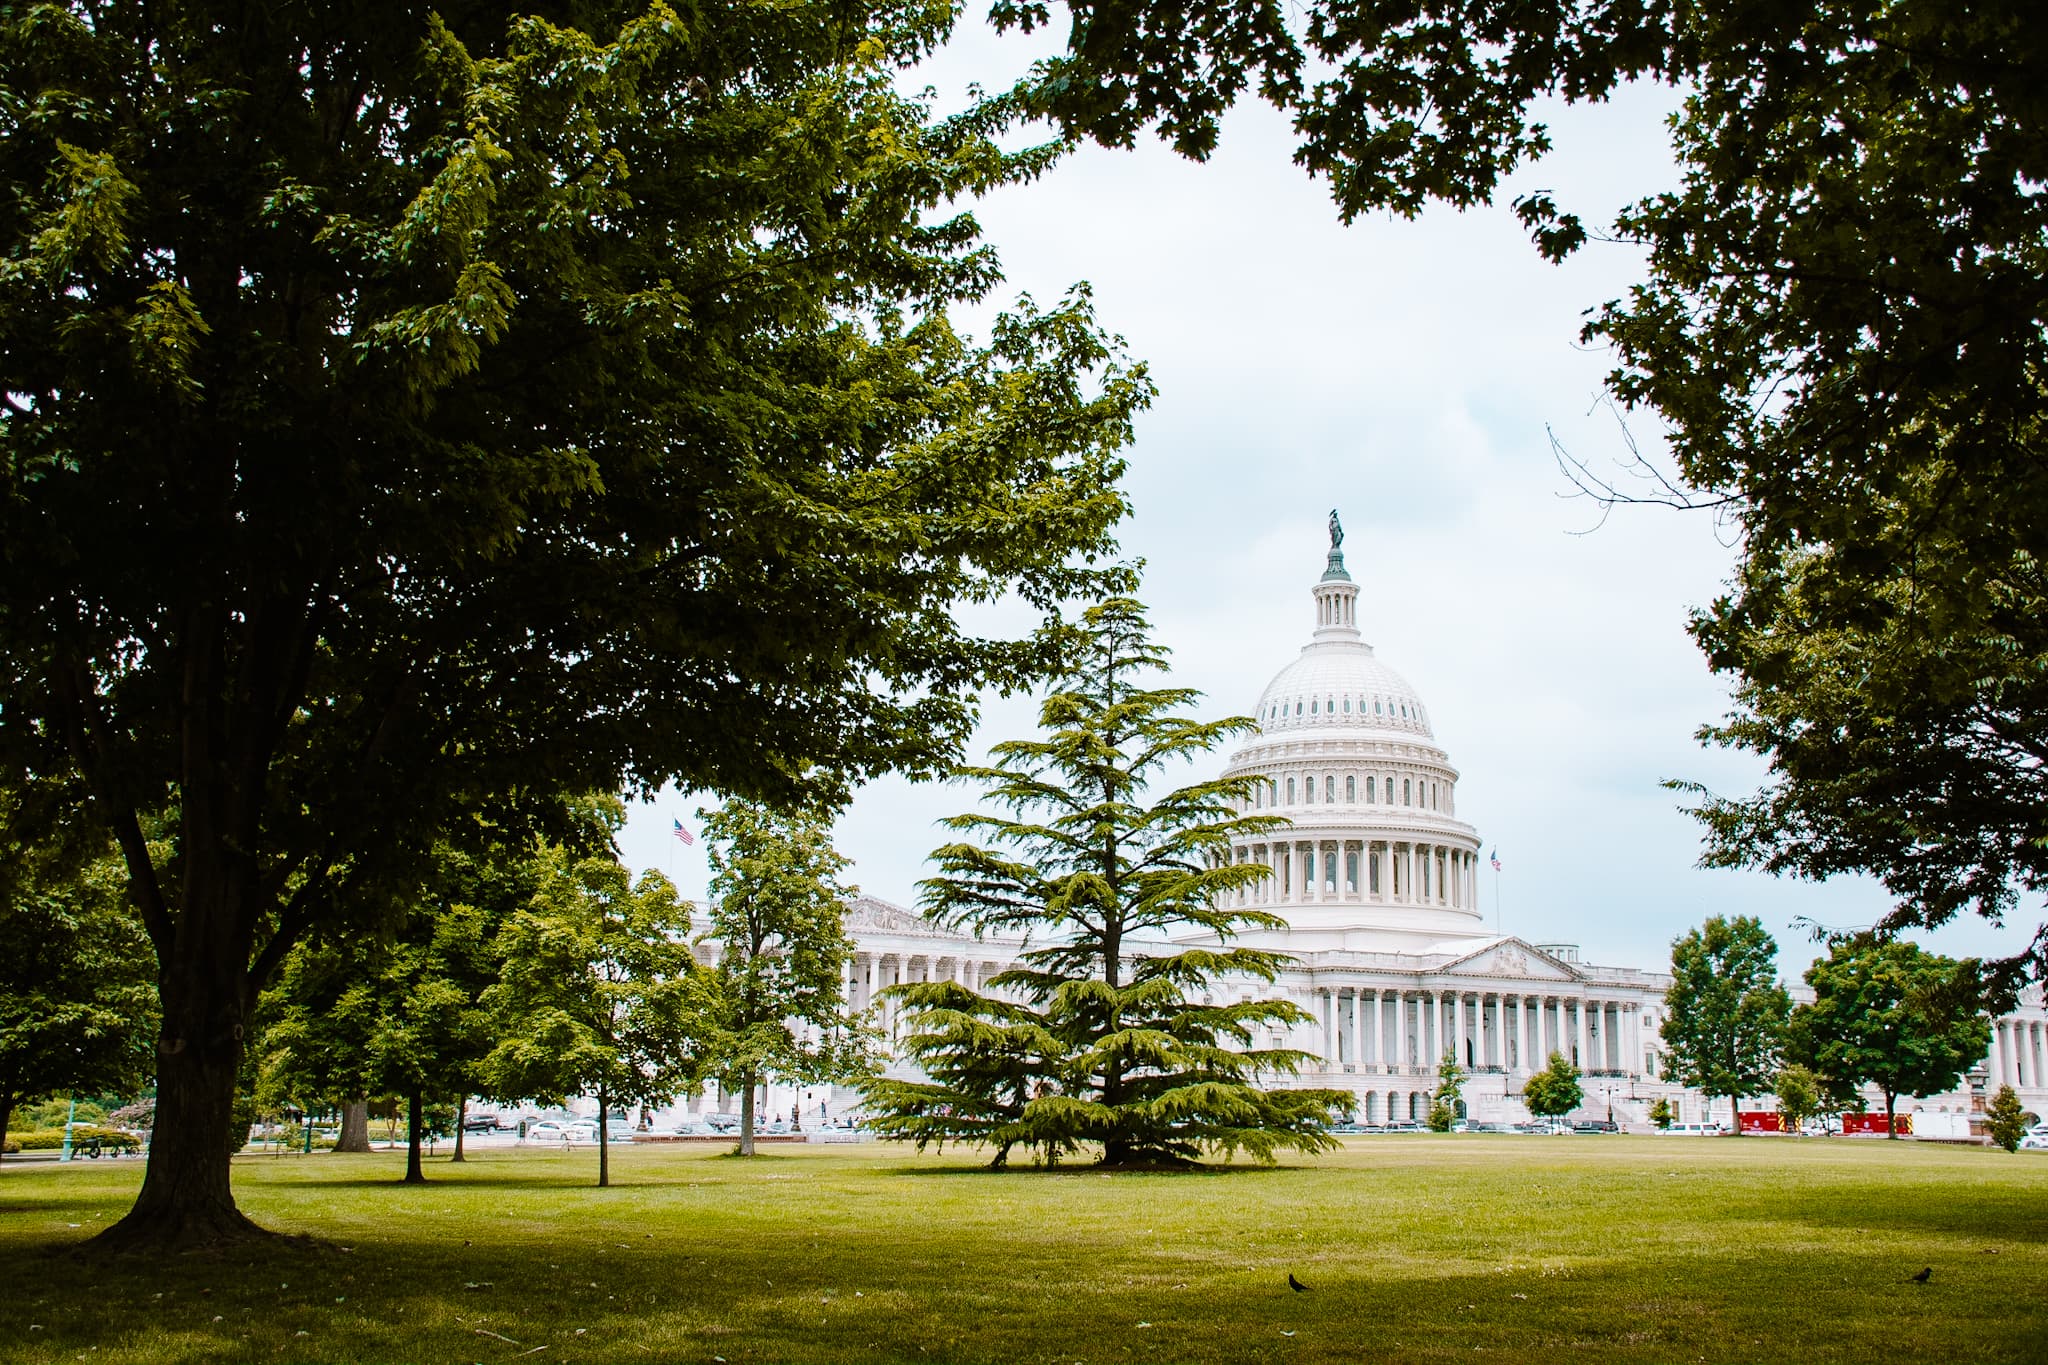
left=451, top=1098, right=466, bottom=1163
left=597, top=1086, right=610, bottom=1188
left=333, top=1098, right=371, bottom=1153
left=403, top=1091, right=425, bottom=1183
left=1884, top=1089, right=1898, bottom=1139
left=93, top=940, right=265, bottom=1251
left=738, top=1072, right=756, bottom=1156
left=0, top=1095, right=13, bottom=1165
left=1729, top=1093, right=1742, bottom=1136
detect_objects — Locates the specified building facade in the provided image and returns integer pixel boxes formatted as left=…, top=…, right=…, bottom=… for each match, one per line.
left=738, top=523, right=2048, bottom=1136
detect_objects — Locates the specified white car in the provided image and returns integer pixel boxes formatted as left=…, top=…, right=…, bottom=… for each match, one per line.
left=2021, top=1130, right=2048, bottom=1151
left=525, top=1119, right=598, bottom=1144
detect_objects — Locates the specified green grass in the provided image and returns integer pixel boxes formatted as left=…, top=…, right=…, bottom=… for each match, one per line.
left=3, top=1137, right=2045, bottom=1363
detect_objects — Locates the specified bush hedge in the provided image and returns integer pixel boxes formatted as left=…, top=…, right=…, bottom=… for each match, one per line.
left=7, top=1126, right=142, bottom=1152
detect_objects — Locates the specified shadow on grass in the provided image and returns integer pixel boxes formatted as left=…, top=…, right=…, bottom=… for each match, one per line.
left=5, top=1219, right=2044, bottom=1365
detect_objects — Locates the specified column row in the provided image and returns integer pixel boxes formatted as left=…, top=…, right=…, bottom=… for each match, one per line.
left=847, top=951, right=1011, bottom=1039
left=1309, top=987, right=1646, bottom=1076
left=1228, top=841, right=1480, bottom=909
left=1991, top=1016, right=2047, bottom=1090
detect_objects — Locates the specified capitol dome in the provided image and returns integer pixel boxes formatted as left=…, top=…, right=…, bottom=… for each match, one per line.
left=1215, top=514, right=1486, bottom=950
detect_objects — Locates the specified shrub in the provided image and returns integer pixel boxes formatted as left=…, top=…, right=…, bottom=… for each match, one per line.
left=1985, top=1085, right=2028, bottom=1153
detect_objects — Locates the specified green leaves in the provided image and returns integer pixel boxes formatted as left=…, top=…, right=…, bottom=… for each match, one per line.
left=1660, top=916, right=1790, bottom=1112
left=1787, top=937, right=1990, bottom=1125
left=694, top=801, right=869, bottom=1145
left=870, top=595, right=1349, bottom=1166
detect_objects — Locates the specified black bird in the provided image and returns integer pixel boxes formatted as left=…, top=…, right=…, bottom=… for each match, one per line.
left=1288, top=1274, right=1311, bottom=1293
left=1910, top=1267, right=1933, bottom=1284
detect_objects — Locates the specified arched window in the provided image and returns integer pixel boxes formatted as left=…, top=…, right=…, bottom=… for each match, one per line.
left=1365, top=776, right=1375, bottom=803
left=1295, top=700, right=1304, bottom=716
left=1322, top=775, right=1333, bottom=802
left=1342, top=697, right=1351, bottom=713
left=1345, top=849, right=1358, bottom=893
left=1286, top=777, right=1296, bottom=804
left=1303, top=776, right=1313, bottom=804
left=1311, top=697, right=1318, bottom=714
left=1326, top=696, right=1334, bottom=715
left=1403, top=778, right=1412, bottom=806
left=1431, top=782, right=1439, bottom=810
left=1346, top=775, right=1356, bottom=802
left=1375, top=699, right=1383, bottom=715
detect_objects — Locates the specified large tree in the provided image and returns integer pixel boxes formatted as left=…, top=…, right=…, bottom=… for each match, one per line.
left=1661, top=916, right=1790, bottom=1136
left=865, top=597, right=1351, bottom=1167
left=1787, top=938, right=1991, bottom=1139
left=985, top=1, right=2048, bottom=984
left=695, top=800, right=866, bottom=1156
left=0, top=1, right=1143, bottom=1247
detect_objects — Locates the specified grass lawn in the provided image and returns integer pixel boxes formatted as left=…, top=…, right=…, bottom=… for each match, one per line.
left=2, top=1136, right=2044, bottom=1364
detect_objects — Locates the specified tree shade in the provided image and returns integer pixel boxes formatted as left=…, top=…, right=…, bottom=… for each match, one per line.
left=0, top=1, right=1144, bottom=1247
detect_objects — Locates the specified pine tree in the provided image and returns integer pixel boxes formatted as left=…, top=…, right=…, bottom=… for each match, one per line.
left=1985, top=1085, right=2028, bottom=1154
left=865, top=598, right=1351, bottom=1167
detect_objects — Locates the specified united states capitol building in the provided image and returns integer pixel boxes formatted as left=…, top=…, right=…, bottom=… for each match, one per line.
left=788, top=521, right=2048, bottom=1136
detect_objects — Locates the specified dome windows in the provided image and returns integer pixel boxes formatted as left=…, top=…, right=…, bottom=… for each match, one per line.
left=1345, top=775, right=1356, bottom=802
left=1286, top=776, right=1296, bottom=804
left=1342, top=697, right=1351, bottom=713
left=1403, top=778, right=1412, bottom=806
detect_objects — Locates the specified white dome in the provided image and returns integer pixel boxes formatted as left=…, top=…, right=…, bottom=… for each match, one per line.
left=1253, top=642, right=1433, bottom=740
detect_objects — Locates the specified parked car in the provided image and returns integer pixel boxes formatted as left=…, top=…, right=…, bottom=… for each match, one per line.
left=461, top=1112, right=503, bottom=1133
left=526, top=1119, right=597, bottom=1144
left=2021, top=1130, right=2048, bottom=1151
left=701, top=1112, right=741, bottom=1133
left=1572, top=1120, right=1620, bottom=1133
left=1382, top=1120, right=1424, bottom=1133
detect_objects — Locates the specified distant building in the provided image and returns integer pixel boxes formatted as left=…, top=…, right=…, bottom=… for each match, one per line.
left=695, top=523, right=2048, bottom=1137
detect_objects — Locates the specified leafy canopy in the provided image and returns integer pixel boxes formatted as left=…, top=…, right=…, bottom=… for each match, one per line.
left=696, top=800, right=867, bottom=1152
left=483, top=845, right=701, bottom=1185
left=865, top=596, right=1350, bottom=1167
left=1660, top=916, right=1790, bottom=1114
left=0, top=0, right=1146, bottom=1240
left=1521, top=1053, right=1581, bottom=1120
left=1787, top=937, right=1990, bottom=1133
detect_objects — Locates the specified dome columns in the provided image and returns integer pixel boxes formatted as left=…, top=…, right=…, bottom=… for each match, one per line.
left=1223, top=837, right=1478, bottom=909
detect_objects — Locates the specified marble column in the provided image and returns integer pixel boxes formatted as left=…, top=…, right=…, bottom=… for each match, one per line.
left=1394, top=991, right=1408, bottom=1071
left=1368, top=990, right=1382, bottom=1071
left=1576, top=998, right=1591, bottom=1069
left=1351, top=990, right=1365, bottom=1067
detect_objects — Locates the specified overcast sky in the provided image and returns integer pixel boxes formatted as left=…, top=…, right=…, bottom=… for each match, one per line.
left=618, top=13, right=2032, bottom=980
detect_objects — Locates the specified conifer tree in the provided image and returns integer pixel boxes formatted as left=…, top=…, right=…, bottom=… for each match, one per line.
left=865, top=597, right=1351, bottom=1166
left=1985, top=1085, right=2028, bottom=1154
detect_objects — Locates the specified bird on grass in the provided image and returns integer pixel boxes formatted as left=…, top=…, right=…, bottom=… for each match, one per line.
left=1910, top=1267, right=1933, bottom=1284
left=1287, top=1274, right=1311, bottom=1293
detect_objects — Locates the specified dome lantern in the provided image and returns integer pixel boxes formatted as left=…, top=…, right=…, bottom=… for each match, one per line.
left=1314, top=508, right=1362, bottom=641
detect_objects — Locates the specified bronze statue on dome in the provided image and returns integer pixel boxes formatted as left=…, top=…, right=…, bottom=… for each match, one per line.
left=1328, top=509, right=1343, bottom=549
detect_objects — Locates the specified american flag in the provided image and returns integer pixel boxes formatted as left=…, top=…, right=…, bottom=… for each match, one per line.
left=672, top=818, right=694, bottom=846
left=1489, top=849, right=1501, bottom=872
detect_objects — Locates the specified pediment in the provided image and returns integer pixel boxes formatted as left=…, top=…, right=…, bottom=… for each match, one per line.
left=1434, top=937, right=1580, bottom=982
left=843, top=896, right=953, bottom=937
